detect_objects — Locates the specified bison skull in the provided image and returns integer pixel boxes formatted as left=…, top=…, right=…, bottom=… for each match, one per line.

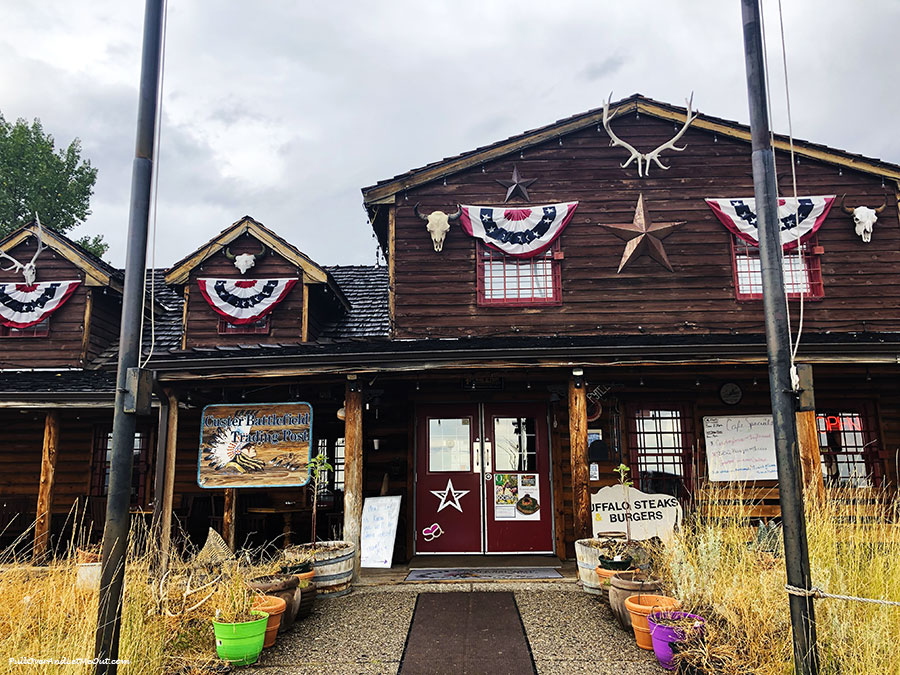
left=414, top=203, right=461, bottom=252
left=841, top=195, right=886, bottom=243
left=224, top=242, right=266, bottom=273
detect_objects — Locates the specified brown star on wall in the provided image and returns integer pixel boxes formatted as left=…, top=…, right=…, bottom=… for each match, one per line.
left=495, top=165, right=537, bottom=202
left=600, top=194, right=685, bottom=273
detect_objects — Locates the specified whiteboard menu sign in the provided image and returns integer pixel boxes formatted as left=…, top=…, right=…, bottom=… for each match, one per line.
left=703, top=415, right=777, bottom=481
left=360, top=496, right=402, bottom=568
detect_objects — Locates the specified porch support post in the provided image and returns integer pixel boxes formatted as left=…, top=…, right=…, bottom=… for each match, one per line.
left=33, top=410, right=60, bottom=562
left=796, top=411, right=825, bottom=503
left=343, top=376, right=364, bottom=581
left=568, top=372, right=591, bottom=541
left=223, top=488, right=236, bottom=551
left=159, top=390, right=179, bottom=574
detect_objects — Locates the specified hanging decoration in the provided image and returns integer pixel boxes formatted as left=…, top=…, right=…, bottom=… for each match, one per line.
left=602, top=92, right=697, bottom=177
left=413, top=203, right=461, bottom=252
left=495, top=164, right=537, bottom=202
left=0, top=280, right=81, bottom=329
left=598, top=194, right=685, bottom=272
left=840, top=194, right=886, bottom=243
left=223, top=241, right=266, bottom=274
left=197, top=278, right=297, bottom=324
left=0, top=214, right=47, bottom=285
left=705, top=195, right=835, bottom=250
left=459, top=202, right=578, bottom=258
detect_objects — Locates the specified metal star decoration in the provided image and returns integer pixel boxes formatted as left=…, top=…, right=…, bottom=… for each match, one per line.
left=600, top=194, right=685, bottom=273
left=495, top=165, right=537, bottom=202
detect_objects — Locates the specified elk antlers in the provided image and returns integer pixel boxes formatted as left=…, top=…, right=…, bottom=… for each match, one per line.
left=0, top=214, right=46, bottom=285
left=602, top=93, right=697, bottom=177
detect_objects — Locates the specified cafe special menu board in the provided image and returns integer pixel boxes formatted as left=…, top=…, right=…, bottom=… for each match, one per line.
left=703, top=415, right=777, bottom=481
left=198, top=402, right=312, bottom=488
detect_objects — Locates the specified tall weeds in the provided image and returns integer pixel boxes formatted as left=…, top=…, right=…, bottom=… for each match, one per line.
left=659, top=485, right=900, bottom=674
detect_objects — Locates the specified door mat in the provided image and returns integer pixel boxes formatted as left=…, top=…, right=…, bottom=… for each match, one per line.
left=400, top=592, right=536, bottom=675
left=404, top=567, right=562, bottom=582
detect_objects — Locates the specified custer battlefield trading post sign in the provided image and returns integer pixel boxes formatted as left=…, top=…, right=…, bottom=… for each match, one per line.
left=198, top=403, right=313, bottom=488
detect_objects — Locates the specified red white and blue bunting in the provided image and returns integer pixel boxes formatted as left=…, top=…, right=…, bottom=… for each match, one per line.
left=0, top=280, right=80, bottom=329
left=459, top=202, right=578, bottom=258
left=705, top=196, right=835, bottom=250
left=198, top=278, right=297, bottom=324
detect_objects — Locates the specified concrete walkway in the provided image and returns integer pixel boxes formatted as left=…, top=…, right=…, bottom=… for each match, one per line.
left=247, top=582, right=659, bottom=675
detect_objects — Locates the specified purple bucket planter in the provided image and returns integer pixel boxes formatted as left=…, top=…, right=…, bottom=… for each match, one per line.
left=647, top=610, right=706, bottom=670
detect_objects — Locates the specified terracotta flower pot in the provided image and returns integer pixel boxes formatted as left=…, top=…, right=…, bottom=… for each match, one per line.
left=624, top=594, right=681, bottom=650
left=593, top=566, right=618, bottom=606
left=609, top=571, right=662, bottom=630
left=251, top=595, right=287, bottom=648
left=247, top=575, right=300, bottom=632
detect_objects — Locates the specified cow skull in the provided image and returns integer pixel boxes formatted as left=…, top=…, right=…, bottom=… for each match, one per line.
left=224, top=241, right=266, bottom=273
left=841, top=195, right=886, bottom=243
left=0, top=214, right=45, bottom=285
left=414, top=203, right=461, bottom=252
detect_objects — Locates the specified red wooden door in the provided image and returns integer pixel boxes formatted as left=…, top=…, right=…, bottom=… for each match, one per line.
left=415, top=405, right=482, bottom=553
left=483, top=403, right=554, bottom=553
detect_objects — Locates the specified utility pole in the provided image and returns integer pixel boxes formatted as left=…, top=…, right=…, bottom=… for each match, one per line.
left=740, top=2, right=819, bottom=674
left=93, top=1, right=165, bottom=673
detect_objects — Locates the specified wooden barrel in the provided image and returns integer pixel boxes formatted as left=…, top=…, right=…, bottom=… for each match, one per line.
left=574, top=539, right=604, bottom=595
left=311, top=540, right=355, bottom=597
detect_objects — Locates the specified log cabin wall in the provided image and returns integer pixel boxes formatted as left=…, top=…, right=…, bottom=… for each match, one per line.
left=183, top=233, right=304, bottom=349
left=392, top=115, right=900, bottom=338
left=0, top=238, right=88, bottom=368
left=84, top=289, right=123, bottom=362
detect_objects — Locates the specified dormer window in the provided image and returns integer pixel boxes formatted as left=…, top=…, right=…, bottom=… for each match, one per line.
left=0, top=317, right=50, bottom=338
left=218, top=316, right=270, bottom=335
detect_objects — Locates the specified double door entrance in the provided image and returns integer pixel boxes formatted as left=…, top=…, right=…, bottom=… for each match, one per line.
left=415, top=403, right=553, bottom=554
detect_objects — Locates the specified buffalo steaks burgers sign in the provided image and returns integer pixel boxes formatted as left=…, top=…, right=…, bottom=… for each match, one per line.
left=198, top=402, right=312, bottom=488
left=590, top=485, right=682, bottom=541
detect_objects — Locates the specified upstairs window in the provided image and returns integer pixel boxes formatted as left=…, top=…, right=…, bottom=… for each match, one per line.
left=217, top=316, right=270, bottom=335
left=0, top=317, right=50, bottom=338
left=476, top=242, right=561, bottom=306
left=731, top=235, right=823, bottom=300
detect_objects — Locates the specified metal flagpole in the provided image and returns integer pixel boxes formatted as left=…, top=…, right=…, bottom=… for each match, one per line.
left=739, top=1, right=819, bottom=674
left=93, top=1, right=165, bottom=672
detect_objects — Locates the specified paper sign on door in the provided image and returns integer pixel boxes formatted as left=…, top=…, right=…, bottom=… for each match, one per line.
left=494, top=473, right=541, bottom=520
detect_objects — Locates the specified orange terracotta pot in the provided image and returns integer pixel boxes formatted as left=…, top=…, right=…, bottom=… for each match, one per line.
left=594, top=565, right=619, bottom=604
left=623, top=594, right=681, bottom=650
left=251, top=595, right=287, bottom=648
left=294, top=570, right=315, bottom=583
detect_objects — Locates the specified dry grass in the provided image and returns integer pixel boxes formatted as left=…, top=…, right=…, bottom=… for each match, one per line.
left=658, top=485, right=900, bottom=674
left=0, top=515, right=285, bottom=675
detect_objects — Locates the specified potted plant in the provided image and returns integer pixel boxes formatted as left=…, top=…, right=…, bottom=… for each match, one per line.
left=284, top=453, right=355, bottom=597
left=213, top=571, right=269, bottom=666
left=599, top=464, right=635, bottom=570
left=647, top=610, right=706, bottom=670
left=623, top=594, right=681, bottom=650
left=250, top=594, right=287, bottom=648
left=608, top=570, right=662, bottom=631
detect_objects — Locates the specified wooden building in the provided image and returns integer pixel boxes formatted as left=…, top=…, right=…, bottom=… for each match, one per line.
left=2, top=94, right=898, bottom=568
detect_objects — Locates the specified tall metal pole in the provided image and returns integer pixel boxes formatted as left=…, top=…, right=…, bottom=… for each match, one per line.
left=740, top=2, right=819, bottom=673
left=94, top=1, right=165, bottom=672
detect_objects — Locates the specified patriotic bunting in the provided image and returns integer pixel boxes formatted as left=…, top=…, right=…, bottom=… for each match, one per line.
left=0, top=280, right=80, bottom=329
left=459, top=202, right=578, bottom=258
left=705, top=196, right=835, bottom=250
left=198, top=278, right=297, bottom=324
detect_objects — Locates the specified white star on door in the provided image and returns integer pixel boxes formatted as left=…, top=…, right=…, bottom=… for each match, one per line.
left=430, top=478, right=470, bottom=513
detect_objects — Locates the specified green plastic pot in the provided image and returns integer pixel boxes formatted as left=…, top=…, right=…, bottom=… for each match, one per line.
left=213, top=610, right=268, bottom=666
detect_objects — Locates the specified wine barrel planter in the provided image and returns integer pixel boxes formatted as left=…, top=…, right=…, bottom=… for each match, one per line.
left=285, top=540, right=356, bottom=597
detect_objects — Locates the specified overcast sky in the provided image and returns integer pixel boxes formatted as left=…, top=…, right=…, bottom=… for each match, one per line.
left=3, top=1, right=898, bottom=268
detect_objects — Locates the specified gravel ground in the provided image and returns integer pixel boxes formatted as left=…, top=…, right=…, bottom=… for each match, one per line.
left=246, top=585, right=660, bottom=675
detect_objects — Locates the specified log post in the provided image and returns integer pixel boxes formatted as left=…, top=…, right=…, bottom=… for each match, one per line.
left=796, top=410, right=825, bottom=503
left=159, top=390, right=179, bottom=574
left=343, top=376, right=364, bottom=581
left=223, top=488, right=237, bottom=551
left=33, top=410, right=60, bottom=562
left=568, top=372, right=591, bottom=542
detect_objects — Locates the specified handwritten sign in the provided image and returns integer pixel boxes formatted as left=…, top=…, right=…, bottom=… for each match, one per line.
left=361, top=496, right=402, bottom=568
left=703, top=415, right=777, bottom=481
left=197, top=402, right=312, bottom=488
left=591, top=485, right=682, bottom=542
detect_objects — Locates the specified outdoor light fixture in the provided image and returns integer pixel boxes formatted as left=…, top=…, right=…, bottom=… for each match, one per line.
left=572, top=367, right=584, bottom=389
